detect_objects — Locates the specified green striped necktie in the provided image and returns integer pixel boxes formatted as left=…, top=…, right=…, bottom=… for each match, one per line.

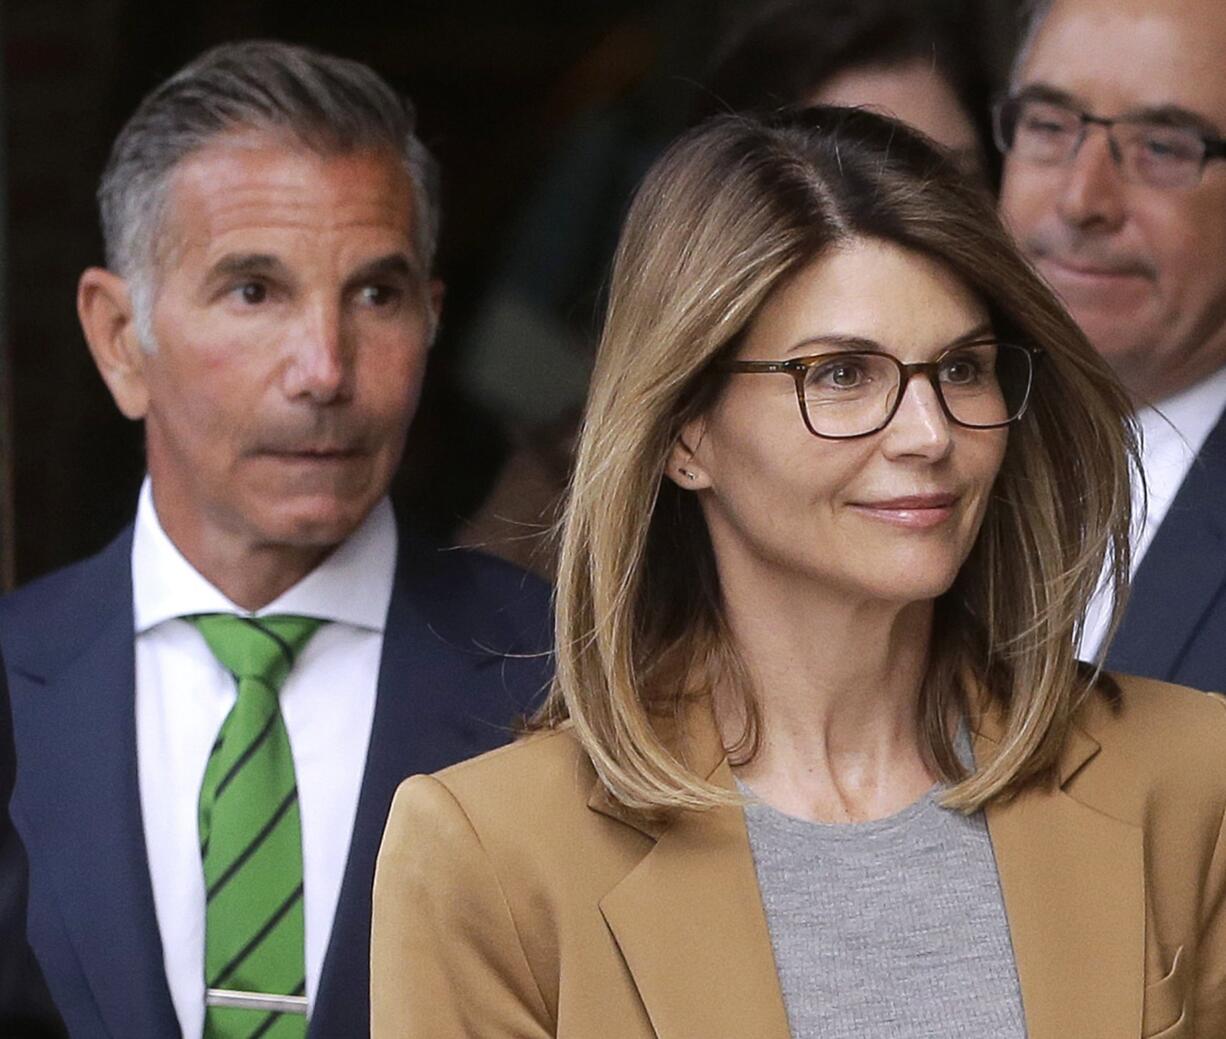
left=189, top=613, right=324, bottom=1039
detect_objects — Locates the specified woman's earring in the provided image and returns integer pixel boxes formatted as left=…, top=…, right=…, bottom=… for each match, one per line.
left=681, top=469, right=697, bottom=481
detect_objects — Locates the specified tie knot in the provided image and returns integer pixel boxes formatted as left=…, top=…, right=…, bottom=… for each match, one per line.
left=188, top=614, right=324, bottom=691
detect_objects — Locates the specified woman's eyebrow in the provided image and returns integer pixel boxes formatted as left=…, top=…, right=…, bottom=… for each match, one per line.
left=784, top=333, right=881, bottom=356
left=783, top=322, right=994, bottom=356
left=947, top=322, right=995, bottom=347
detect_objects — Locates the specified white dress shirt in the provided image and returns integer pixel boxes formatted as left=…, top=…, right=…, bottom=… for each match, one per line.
left=132, top=480, right=394, bottom=1038
left=1079, top=365, right=1226, bottom=662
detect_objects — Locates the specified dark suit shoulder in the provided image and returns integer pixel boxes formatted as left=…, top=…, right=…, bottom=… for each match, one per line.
left=0, top=529, right=133, bottom=678
left=0, top=530, right=129, bottom=623
left=421, top=541, right=551, bottom=599
left=393, top=536, right=552, bottom=664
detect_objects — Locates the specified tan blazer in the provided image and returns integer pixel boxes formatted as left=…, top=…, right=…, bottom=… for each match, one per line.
left=372, top=675, right=1226, bottom=1038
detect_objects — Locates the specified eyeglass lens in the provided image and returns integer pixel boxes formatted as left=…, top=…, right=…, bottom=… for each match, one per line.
left=799, top=343, right=1033, bottom=438
left=1001, top=98, right=1207, bottom=188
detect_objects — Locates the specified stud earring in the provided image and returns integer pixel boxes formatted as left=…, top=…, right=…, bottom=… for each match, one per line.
left=681, top=469, right=697, bottom=480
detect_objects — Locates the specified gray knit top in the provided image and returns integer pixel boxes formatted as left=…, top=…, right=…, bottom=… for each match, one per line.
left=740, top=745, right=1028, bottom=1038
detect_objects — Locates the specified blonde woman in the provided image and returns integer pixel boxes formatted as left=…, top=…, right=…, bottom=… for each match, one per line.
left=372, top=108, right=1226, bottom=1039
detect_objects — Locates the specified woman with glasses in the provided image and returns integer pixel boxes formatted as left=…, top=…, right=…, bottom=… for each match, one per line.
left=372, top=107, right=1226, bottom=1039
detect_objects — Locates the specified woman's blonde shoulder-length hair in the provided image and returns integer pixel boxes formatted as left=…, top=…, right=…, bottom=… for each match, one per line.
left=534, top=106, right=1137, bottom=815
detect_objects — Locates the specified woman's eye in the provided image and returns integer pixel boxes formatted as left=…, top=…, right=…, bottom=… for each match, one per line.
left=811, top=361, right=866, bottom=389
left=832, top=365, right=860, bottom=387
left=941, top=358, right=980, bottom=385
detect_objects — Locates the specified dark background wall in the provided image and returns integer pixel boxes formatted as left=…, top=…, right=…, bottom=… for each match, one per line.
left=0, top=0, right=1022, bottom=587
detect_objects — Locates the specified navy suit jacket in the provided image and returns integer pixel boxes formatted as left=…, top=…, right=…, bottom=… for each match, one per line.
left=1106, top=405, right=1226, bottom=690
left=0, top=647, right=66, bottom=1039
left=0, top=525, right=552, bottom=1039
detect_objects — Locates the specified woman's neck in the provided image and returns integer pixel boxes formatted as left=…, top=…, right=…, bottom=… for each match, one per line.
left=716, top=570, right=940, bottom=824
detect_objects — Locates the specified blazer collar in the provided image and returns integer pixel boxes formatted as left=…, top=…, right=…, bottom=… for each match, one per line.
left=968, top=695, right=1101, bottom=785
left=972, top=703, right=1145, bottom=1039
left=589, top=694, right=1143, bottom=1039
left=591, top=700, right=791, bottom=1039
left=584, top=698, right=724, bottom=839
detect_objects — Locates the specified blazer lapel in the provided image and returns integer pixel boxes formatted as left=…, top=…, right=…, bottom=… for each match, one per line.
left=592, top=701, right=1146, bottom=1039
left=9, top=533, right=179, bottom=1038
left=1108, top=408, right=1226, bottom=681
left=591, top=706, right=791, bottom=1039
left=976, top=727, right=1145, bottom=1039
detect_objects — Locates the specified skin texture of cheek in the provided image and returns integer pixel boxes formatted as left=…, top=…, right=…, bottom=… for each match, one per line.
left=693, top=409, right=998, bottom=607
left=702, top=481, right=974, bottom=609
left=694, top=407, right=1005, bottom=608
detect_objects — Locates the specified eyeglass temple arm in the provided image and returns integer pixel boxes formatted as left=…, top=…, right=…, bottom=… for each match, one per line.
left=719, top=360, right=796, bottom=373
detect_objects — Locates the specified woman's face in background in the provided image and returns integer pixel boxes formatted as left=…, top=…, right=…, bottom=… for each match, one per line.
left=679, top=238, right=1008, bottom=608
left=809, top=59, right=985, bottom=180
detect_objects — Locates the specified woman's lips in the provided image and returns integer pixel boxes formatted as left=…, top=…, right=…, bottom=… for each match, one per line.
left=849, top=494, right=959, bottom=529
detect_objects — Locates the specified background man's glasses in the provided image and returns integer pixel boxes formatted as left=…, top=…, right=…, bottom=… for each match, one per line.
left=721, top=340, right=1040, bottom=440
left=993, top=94, right=1226, bottom=189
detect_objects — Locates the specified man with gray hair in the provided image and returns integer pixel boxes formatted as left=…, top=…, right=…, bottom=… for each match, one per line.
left=996, top=0, right=1226, bottom=690
left=0, top=40, right=550, bottom=1039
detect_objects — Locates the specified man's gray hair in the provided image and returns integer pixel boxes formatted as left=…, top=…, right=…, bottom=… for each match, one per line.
left=1011, top=0, right=1055, bottom=87
left=99, top=39, right=441, bottom=342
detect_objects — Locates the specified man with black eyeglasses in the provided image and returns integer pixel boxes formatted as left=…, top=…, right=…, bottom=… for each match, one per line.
left=997, top=0, right=1226, bottom=691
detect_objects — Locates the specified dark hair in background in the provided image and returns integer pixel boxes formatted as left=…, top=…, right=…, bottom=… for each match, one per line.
left=695, top=0, right=1000, bottom=186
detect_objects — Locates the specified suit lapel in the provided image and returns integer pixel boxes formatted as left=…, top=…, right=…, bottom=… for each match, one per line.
left=975, top=727, right=1145, bottom=1039
left=309, top=568, right=425, bottom=1036
left=10, top=532, right=179, bottom=1038
left=1108, top=408, right=1226, bottom=681
left=311, top=536, right=548, bottom=1036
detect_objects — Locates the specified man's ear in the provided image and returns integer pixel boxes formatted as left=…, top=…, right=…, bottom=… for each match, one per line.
left=665, top=416, right=713, bottom=491
left=77, top=268, right=150, bottom=420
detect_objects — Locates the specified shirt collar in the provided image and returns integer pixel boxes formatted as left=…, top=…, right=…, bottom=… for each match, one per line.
left=131, top=478, right=397, bottom=635
left=1138, top=363, right=1226, bottom=470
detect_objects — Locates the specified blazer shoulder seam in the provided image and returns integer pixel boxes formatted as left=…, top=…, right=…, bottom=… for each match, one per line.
left=435, top=728, right=575, bottom=781
left=427, top=773, right=558, bottom=1029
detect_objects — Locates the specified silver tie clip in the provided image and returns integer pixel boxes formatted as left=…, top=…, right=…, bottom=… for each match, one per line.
left=206, top=988, right=309, bottom=1015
